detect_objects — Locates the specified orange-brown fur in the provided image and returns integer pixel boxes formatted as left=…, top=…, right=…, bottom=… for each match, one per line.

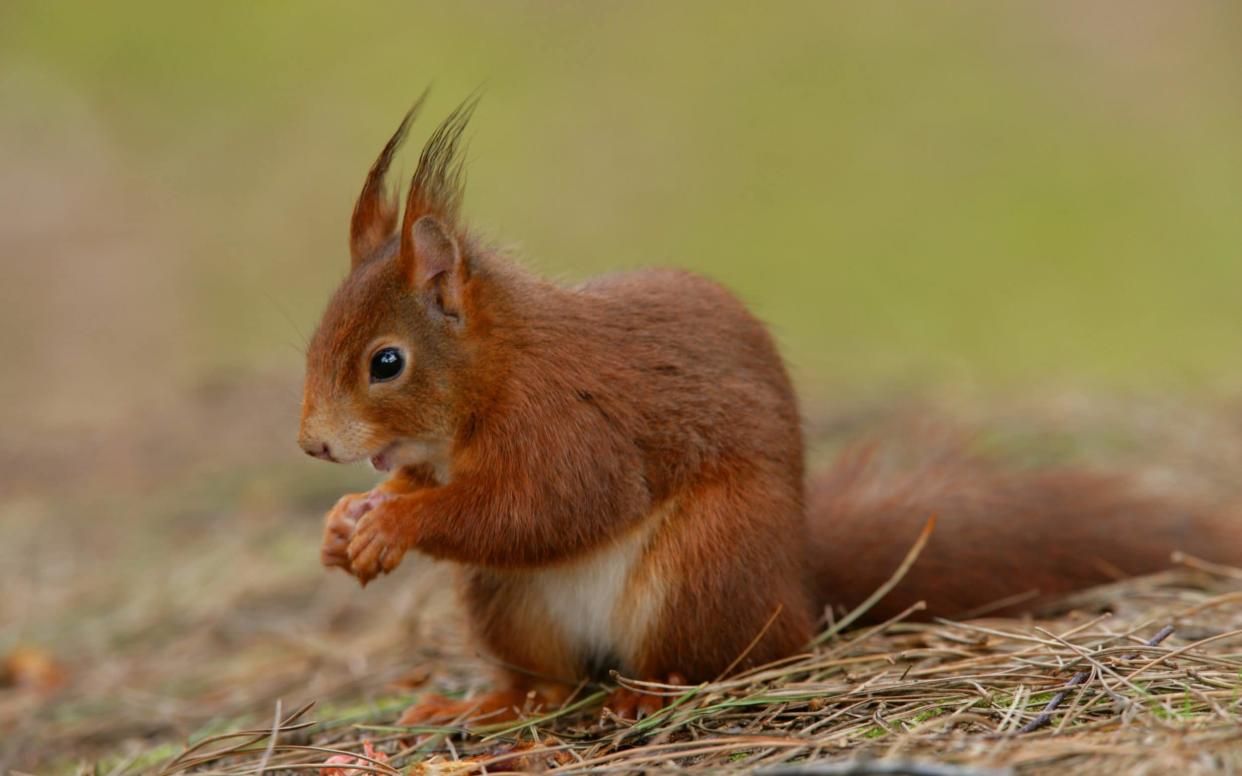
left=808, top=439, right=1237, bottom=622
left=299, top=99, right=1241, bottom=721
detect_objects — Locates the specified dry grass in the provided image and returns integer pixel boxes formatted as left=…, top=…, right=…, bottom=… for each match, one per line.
left=3, top=378, right=1242, bottom=775
left=130, top=563, right=1242, bottom=776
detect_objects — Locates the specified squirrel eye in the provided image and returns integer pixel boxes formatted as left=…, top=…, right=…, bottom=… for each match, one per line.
left=369, top=347, right=404, bottom=383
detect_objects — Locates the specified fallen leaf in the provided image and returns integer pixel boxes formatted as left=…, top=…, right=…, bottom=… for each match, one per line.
left=1, top=646, right=68, bottom=692
left=319, top=740, right=389, bottom=776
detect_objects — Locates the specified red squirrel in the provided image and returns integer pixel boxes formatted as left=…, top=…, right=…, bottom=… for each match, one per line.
left=298, top=97, right=1239, bottom=723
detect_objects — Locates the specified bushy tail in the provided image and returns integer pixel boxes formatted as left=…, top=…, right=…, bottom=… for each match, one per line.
left=806, top=436, right=1239, bottom=623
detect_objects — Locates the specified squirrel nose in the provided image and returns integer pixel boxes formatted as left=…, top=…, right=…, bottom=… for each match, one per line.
left=302, top=440, right=335, bottom=462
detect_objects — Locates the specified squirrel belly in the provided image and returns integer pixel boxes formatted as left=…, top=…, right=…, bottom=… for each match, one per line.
left=457, top=501, right=670, bottom=683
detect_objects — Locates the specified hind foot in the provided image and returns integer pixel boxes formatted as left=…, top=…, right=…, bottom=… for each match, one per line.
left=604, top=673, right=687, bottom=720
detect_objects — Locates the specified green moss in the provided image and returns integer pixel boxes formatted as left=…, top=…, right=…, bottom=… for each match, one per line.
left=910, top=707, right=945, bottom=724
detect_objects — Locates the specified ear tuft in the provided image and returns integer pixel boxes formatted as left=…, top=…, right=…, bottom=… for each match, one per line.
left=348, top=89, right=430, bottom=267
left=396, top=95, right=481, bottom=323
left=400, top=95, right=479, bottom=242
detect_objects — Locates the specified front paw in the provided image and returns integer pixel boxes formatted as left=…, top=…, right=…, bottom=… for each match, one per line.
left=322, top=490, right=393, bottom=570
left=347, top=502, right=414, bottom=585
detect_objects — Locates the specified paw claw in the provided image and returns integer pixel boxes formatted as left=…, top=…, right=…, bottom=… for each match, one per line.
left=604, top=674, right=686, bottom=721
left=322, top=497, right=364, bottom=570
left=346, top=507, right=410, bottom=583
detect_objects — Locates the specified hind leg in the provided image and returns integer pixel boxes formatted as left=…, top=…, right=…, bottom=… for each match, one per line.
left=631, top=475, right=815, bottom=685
left=409, top=568, right=584, bottom=729
left=596, top=476, right=813, bottom=721
left=601, top=478, right=812, bottom=720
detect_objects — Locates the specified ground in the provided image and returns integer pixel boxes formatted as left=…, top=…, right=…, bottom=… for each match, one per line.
left=3, top=375, right=1242, bottom=775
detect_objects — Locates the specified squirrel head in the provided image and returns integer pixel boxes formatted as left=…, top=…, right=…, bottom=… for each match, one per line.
left=299, top=95, right=480, bottom=472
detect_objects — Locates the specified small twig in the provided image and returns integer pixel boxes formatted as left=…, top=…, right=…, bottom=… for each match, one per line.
left=251, top=763, right=395, bottom=774
left=1034, top=628, right=1142, bottom=699
left=759, top=760, right=1013, bottom=776
left=254, top=699, right=282, bottom=775
left=813, top=515, right=937, bottom=645
left=1018, top=624, right=1174, bottom=734
left=159, top=701, right=316, bottom=775
left=955, top=588, right=1042, bottom=620
left=1172, top=551, right=1242, bottom=581
left=478, top=689, right=610, bottom=741
left=814, top=600, right=928, bottom=681
left=718, top=603, right=785, bottom=680
left=1128, top=626, right=1242, bottom=675
left=1170, top=590, right=1242, bottom=619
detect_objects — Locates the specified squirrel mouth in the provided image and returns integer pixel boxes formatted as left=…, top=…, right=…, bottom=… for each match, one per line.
left=370, top=444, right=397, bottom=472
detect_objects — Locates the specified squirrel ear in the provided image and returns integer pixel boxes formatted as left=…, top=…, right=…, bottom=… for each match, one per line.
left=407, top=215, right=466, bottom=322
left=396, top=97, right=478, bottom=321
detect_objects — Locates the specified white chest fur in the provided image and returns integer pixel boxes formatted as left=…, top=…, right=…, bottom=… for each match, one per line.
left=524, top=512, right=666, bottom=672
left=383, top=437, right=453, bottom=483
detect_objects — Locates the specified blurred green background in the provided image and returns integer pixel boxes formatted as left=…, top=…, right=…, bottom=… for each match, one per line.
left=4, top=0, right=1242, bottom=435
